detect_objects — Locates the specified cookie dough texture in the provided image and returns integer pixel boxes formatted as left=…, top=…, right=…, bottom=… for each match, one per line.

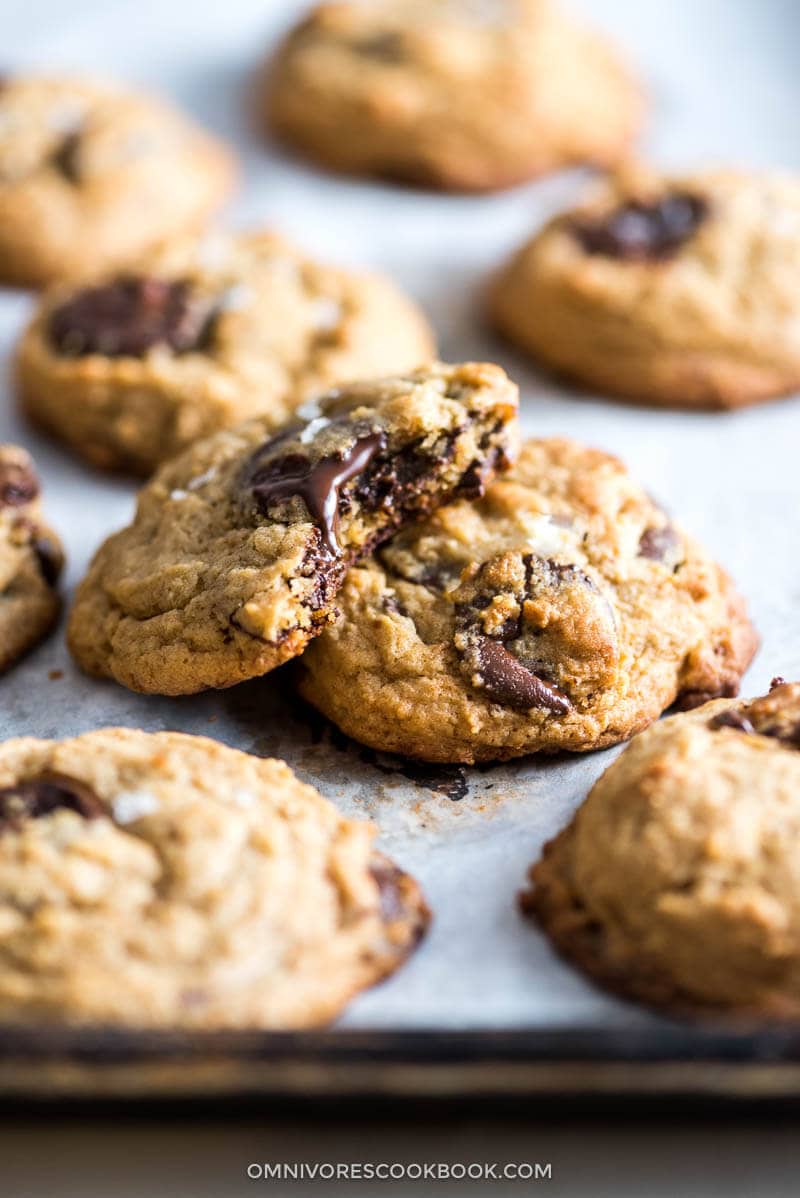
left=265, top=0, right=642, bottom=192
left=0, top=75, right=235, bottom=288
left=68, top=362, right=518, bottom=695
left=298, top=438, right=757, bottom=763
left=0, top=445, right=64, bottom=673
left=17, top=229, right=436, bottom=474
left=524, top=682, right=800, bottom=1018
left=491, top=168, right=800, bottom=408
left=0, top=728, right=428, bottom=1028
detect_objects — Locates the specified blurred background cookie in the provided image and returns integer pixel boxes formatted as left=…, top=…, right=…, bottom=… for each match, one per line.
left=264, top=0, right=643, bottom=191
left=0, top=76, right=236, bottom=287
left=16, top=229, right=435, bottom=474
left=491, top=167, right=800, bottom=408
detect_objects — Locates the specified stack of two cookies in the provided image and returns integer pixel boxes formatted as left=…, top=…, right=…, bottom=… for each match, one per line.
left=0, top=359, right=515, bottom=1030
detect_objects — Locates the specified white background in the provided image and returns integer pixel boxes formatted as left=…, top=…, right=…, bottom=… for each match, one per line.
left=2, top=0, right=800, bottom=1192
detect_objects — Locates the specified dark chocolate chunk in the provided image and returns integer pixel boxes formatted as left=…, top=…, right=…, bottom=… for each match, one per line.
left=0, top=773, right=105, bottom=831
left=572, top=192, right=709, bottom=262
left=353, top=32, right=405, bottom=61
left=51, top=130, right=82, bottom=183
left=382, top=593, right=406, bottom=617
left=709, top=709, right=755, bottom=734
left=0, top=458, right=38, bottom=508
left=48, top=277, right=214, bottom=358
left=250, top=432, right=386, bottom=555
left=674, top=682, right=738, bottom=711
left=638, top=524, right=680, bottom=562
left=758, top=721, right=800, bottom=748
left=474, top=637, right=570, bottom=713
left=771, top=676, right=787, bottom=691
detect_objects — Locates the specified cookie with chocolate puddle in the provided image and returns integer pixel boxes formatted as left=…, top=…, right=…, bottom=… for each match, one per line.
left=67, top=362, right=518, bottom=694
left=298, top=437, right=757, bottom=763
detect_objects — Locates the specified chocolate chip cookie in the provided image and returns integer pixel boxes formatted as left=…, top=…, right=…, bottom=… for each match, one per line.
left=0, top=445, right=64, bottom=673
left=491, top=168, right=800, bottom=408
left=265, top=0, right=643, bottom=192
left=0, top=75, right=235, bottom=287
left=298, top=437, right=757, bottom=763
left=16, top=229, right=435, bottom=474
left=67, top=362, right=518, bottom=694
left=523, top=680, right=800, bottom=1019
left=0, top=728, right=428, bottom=1028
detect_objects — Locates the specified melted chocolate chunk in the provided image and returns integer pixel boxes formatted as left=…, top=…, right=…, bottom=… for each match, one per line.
left=572, top=192, right=709, bottom=261
left=638, top=525, right=680, bottom=562
left=251, top=432, right=386, bottom=555
left=350, top=432, right=451, bottom=515
left=709, top=709, right=755, bottom=734
left=0, top=773, right=104, bottom=831
left=51, top=130, right=82, bottom=183
left=771, top=676, right=787, bottom=691
left=475, top=637, right=571, bottom=713
left=0, top=458, right=38, bottom=508
left=48, top=277, right=214, bottom=358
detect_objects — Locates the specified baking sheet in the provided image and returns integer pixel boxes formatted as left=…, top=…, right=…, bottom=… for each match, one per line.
left=1, top=0, right=799, bottom=1039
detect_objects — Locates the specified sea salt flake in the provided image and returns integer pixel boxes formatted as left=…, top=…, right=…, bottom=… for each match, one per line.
left=299, top=416, right=331, bottom=444
left=112, top=790, right=160, bottom=825
left=231, top=788, right=257, bottom=809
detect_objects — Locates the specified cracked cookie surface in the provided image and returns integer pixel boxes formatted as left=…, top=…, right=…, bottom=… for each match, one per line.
left=0, top=75, right=235, bottom=287
left=491, top=168, right=800, bottom=408
left=17, top=229, right=435, bottom=474
left=0, top=728, right=428, bottom=1028
left=265, top=0, right=642, bottom=192
left=523, top=681, right=800, bottom=1019
left=67, top=362, right=518, bottom=694
left=0, top=445, right=64, bottom=673
left=298, top=438, right=757, bottom=762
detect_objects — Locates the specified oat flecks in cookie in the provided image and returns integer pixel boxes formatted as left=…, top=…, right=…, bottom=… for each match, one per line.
left=491, top=167, right=800, bottom=409
left=67, top=362, right=519, bottom=695
left=0, top=75, right=235, bottom=287
left=298, top=437, right=757, bottom=763
left=523, top=682, right=800, bottom=1020
left=265, top=0, right=643, bottom=192
left=17, top=229, right=436, bottom=474
left=0, top=444, right=64, bottom=675
left=0, top=728, right=428, bottom=1029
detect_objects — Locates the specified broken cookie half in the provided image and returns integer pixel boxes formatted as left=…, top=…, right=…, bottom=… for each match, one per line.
left=67, top=362, right=518, bottom=694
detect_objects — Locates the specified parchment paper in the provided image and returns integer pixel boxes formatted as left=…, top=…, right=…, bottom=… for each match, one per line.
left=1, top=0, right=798, bottom=1031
